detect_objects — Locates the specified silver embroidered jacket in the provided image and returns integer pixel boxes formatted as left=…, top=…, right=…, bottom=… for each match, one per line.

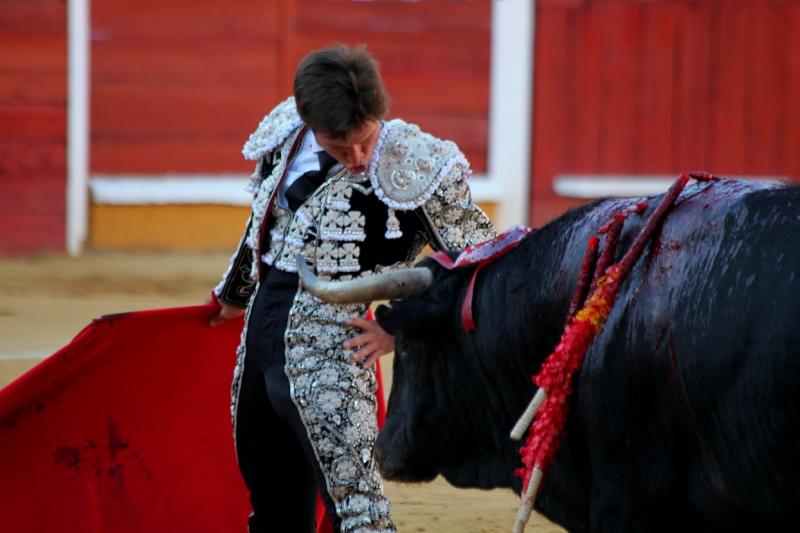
left=214, top=96, right=496, bottom=307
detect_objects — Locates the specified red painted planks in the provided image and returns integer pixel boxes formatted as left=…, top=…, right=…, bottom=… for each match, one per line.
left=0, top=215, right=64, bottom=254
left=89, top=0, right=286, bottom=173
left=531, top=4, right=571, bottom=203
left=594, top=1, right=640, bottom=174
left=91, top=138, right=253, bottom=174
left=747, top=1, right=789, bottom=175
left=362, top=41, right=490, bottom=80
left=0, top=35, right=66, bottom=73
left=0, top=72, right=66, bottom=106
left=707, top=1, right=748, bottom=175
left=530, top=197, right=588, bottom=228
left=530, top=0, right=800, bottom=230
left=387, top=78, right=488, bottom=116
left=89, top=0, right=490, bottom=176
left=785, top=2, right=800, bottom=180
left=0, top=0, right=66, bottom=37
left=539, top=0, right=584, bottom=7
left=567, top=4, right=603, bottom=174
left=396, top=112, right=486, bottom=145
left=671, top=0, right=713, bottom=171
left=91, top=0, right=281, bottom=39
left=0, top=179, right=66, bottom=216
left=0, top=106, right=65, bottom=141
left=292, top=0, right=490, bottom=38
left=91, top=41, right=280, bottom=86
left=531, top=0, right=800, bottom=229
left=636, top=1, right=679, bottom=173
left=283, top=37, right=490, bottom=84
left=0, top=0, right=66, bottom=255
left=0, top=141, right=65, bottom=177
left=91, top=84, right=278, bottom=138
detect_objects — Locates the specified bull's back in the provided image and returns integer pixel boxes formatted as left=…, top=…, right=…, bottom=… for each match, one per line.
left=590, top=180, right=800, bottom=527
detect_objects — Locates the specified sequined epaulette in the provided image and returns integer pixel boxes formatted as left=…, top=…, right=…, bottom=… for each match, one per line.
left=368, top=119, right=469, bottom=212
left=241, top=96, right=303, bottom=161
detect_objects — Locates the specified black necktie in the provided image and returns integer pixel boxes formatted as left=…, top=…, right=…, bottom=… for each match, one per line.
left=285, top=151, right=337, bottom=212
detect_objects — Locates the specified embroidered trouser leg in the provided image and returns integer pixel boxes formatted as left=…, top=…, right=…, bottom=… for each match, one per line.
left=235, top=269, right=341, bottom=532
left=283, top=290, right=396, bottom=532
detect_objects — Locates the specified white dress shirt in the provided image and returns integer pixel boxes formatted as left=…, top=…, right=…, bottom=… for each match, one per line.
left=277, top=129, right=343, bottom=209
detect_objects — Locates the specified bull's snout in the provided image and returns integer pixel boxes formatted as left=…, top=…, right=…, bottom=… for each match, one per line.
left=373, top=439, right=401, bottom=478
left=374, top=432, right=437, bottom=482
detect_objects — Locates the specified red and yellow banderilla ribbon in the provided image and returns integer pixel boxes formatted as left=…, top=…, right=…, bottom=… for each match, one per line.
left=510, top=172, right=715, bottom=533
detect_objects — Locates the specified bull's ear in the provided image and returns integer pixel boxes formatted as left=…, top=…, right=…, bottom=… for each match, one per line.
left=295, top=255, right=433, bottom=303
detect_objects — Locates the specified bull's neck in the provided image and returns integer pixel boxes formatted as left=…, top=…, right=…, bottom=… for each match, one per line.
left=503, top=199, right=631, bottom=363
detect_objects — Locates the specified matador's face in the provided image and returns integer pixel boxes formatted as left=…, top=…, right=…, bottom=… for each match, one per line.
left=314, top=120, right=381, bottom=175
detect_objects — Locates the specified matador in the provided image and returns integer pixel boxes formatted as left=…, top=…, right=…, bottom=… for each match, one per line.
left=211, top=46, right=495, bottom=533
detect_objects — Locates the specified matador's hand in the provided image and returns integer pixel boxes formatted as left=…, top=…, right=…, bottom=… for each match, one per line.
left=344, top=317, right=395, bottom=368
left=209, top=300, right=245, bottom=327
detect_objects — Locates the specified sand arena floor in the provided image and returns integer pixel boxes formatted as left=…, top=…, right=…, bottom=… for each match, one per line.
left=0, top=252, right=563, bottom=533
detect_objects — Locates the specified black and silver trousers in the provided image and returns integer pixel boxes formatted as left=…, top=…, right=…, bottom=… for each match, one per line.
left=235, top=267, right=395, bottom=532
left=236, top=268, right=340, bottom=532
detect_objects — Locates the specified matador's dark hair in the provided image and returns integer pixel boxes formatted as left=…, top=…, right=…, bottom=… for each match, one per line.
left=293, top=45, right=390, bottom=139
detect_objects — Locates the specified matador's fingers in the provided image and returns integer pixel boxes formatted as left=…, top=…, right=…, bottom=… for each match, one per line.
left=346, top=317, right=372, bottom=330
left=360, top=352, right=381, bottom=368
left=343, top=333, right=370, bottom=349
left=352, top=342, right=379, bottom=360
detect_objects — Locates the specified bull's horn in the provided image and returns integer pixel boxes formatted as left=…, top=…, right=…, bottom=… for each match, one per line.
left=295, top=254, right=433, bottom=303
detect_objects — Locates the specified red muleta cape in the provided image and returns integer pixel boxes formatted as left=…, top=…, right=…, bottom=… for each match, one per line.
left=0, top=305, right=386, bottom=533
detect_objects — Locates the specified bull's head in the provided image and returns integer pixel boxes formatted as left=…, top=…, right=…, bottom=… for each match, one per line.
left=297, top=255, right=532, bottom=491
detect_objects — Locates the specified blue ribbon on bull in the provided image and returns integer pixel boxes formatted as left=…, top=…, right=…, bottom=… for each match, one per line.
left=429, top=224, right=534, bottom=332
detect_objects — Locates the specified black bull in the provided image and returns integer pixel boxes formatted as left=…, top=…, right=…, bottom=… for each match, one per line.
left=373, top=180, right=800, bottom=531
